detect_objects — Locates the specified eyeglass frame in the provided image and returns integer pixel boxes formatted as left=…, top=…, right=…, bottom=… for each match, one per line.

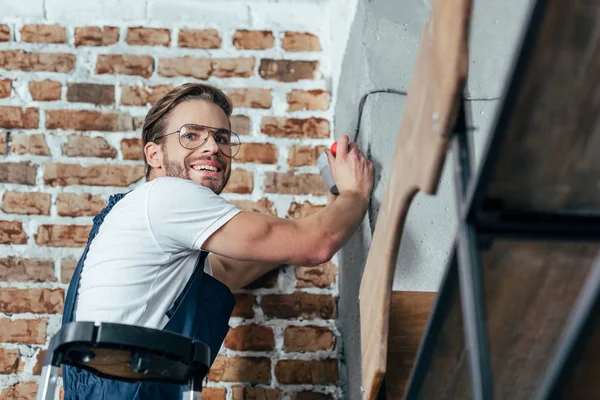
left=153, top=123, right=241, bottom=158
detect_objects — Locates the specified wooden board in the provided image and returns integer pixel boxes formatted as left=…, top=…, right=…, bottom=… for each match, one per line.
left=482, top=241, right=598, bottom=399
left=415, top=268, right=471, bottom=400
left=358, top=0, right=472, bottom=397
left=412, top=241, right=598, bottom=399
left=558, top=306, right=600, bottom=400
left=470, top=0, right=600, bottom=215
left=385, top=291, right=436, bottom=399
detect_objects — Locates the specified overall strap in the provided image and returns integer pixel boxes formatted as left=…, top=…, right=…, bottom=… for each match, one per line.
left=165, top=251, right=208, bottom=319
left=61, top=193, right=128, bottom=325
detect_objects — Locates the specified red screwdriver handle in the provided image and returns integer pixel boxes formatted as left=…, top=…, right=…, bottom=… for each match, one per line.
left=331, top=142, right=338, bottom=156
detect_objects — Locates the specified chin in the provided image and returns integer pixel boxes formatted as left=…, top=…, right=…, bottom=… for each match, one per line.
left=193, top=177, right=223, bottom=194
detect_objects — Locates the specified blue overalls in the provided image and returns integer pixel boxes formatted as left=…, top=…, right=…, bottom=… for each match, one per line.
left=61, top=193, right=236, bottom=399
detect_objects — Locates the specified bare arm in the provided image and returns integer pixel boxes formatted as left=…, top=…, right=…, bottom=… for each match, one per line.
left=202, top=135, right=373, bottom=286
left=203, top=191, right=369, bottom=266
left=209, top=254, right=280, bottom=291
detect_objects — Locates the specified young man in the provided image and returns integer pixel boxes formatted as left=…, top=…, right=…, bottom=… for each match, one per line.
left=61, top=83, right=373, bottom=399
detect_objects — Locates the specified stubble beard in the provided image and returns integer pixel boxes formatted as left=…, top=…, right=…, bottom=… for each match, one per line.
left=163, top=151, right=230, bottom=195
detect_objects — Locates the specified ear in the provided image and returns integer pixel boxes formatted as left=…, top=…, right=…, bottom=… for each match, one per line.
left=144, top=142, right=163, bottom=171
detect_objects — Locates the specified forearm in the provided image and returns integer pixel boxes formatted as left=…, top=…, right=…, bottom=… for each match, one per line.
left=210, top=254, right=281, bottom=291
left=299, top=192, right=369, bottom=261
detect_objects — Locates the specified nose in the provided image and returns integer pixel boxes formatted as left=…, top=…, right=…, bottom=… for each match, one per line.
left=201, top=132, right=220, bottom=155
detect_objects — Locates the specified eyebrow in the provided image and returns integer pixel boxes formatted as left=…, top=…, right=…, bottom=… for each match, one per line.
left=188, top=123, right=232, bottom=132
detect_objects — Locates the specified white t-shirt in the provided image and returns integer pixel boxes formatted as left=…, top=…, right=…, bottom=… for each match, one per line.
left=73, top=177, right=241, bottom=330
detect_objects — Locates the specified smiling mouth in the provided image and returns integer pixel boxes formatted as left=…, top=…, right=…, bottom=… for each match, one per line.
left=191, top=165, right=219, bottom=172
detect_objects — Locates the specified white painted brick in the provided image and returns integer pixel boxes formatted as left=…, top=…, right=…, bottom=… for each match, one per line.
left=148, top=0, right=250, bottom=27
left=249, top=2, right=328, bottom=31
left=46, top=0, right=146, bottom=22
left=0, top=0, right=44, bottom=18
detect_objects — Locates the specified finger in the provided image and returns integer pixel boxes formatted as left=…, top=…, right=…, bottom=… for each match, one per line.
left=337, top=135, right=349, bottom=157
left=324, top=148, right=336, bottom=167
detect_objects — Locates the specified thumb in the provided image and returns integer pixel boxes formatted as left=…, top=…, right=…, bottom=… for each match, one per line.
left=325, top=148, right=336, bottom=168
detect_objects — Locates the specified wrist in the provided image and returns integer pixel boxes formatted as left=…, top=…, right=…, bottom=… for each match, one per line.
left=339, top=190, right=370, bottom=210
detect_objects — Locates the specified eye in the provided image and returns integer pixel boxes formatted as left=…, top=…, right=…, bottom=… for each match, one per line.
left=183, top=132, right=201, bottom=141
left=215, top=131, right=231, bottom=144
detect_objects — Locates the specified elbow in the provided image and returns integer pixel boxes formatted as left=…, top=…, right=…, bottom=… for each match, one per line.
left=305, top=236, right=339, bottom=266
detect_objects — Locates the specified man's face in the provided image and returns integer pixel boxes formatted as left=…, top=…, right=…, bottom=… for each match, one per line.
left=158, top=99, right=232, bottom=194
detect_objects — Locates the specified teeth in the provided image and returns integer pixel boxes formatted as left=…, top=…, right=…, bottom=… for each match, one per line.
left=192, top=165, right=217, bottom=172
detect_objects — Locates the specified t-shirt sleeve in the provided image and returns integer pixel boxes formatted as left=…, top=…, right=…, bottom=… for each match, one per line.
left=146, top=177, right=241, bottom=253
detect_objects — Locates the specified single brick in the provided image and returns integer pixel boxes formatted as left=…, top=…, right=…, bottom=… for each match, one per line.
left=224, top=325, right=275, bottom=351
left=67, top=83, right=115, bottom=105
left=287, top=89, right=329, bottom=111
left=9, top=133, right=50, bottom=156
left=208, top=355, right=271, bottom=383
left=60, top=259, right=78, bottom=284
left=75, top=26, right=119, bottom=46
left=21, top=24, right=66, bottom=44
left=0, top=221, right=27, bottom=245
left=0, top=257, right=55, bottom=282
left=0, top=288, right=64, bottom=314
left=282, top=32, right=322, bottom=52
left=264, top=173, right=328, bottom=195
left=178, top=29, right=221, bottom=49
left=261, top=117, right=329, bottom=139
left=231, top=294, right=254, bottom=318
left=0, top=79, right=11, bottom=98
left=259, top=59, right=318, bottom=82
left=288, top=145, right=328, bottom=167
left=35, top=224, right=91, bottom=247
left=233, top=30, right=274, bottom=50
left=231, top=115, right=251, bottom=135
left=0, top=318, right=47, bottom=344
left=62, top=134, right=117, bottom=158
left=158, top=57, right=254, bottom=79
left=57, top=193, right=105, bottom=217
left=296, top=261, right=337, bottom=289
left=1, top=191, right=51, bottom=215
left=275, top=359, right=338, bottom=384
left=0, top=348, right=20, bottom=374
left=96, top=54, right=154, bottom=78
left=121, top=138, right=143, bottom=160
left=46, top=110, right=134, bottom=131
left=235, top=143, right=277, bottom=164
left=0, top=50, right=75, bottom=72
left=120, top=84, right=172, bottom=106
left=222, top=169, right=253, bottom=194
left=44, top=163, right=144, bottom=187
left=228, top=88, right=271, bottom=109
left=0, top=25, right=10, bottom=42
left=260, top=293, right=336, bottom=319
left=0, top=162, right=37, bottom=185
left=284, top=326, right=335, bottom=352
left=0, top=106, right=39, bottom=129
left=126, top=27, right=170, bottom=46
left=29, top=80, right=61, bottom=101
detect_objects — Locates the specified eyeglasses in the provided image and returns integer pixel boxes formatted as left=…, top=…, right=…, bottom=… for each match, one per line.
left=155, top=124, right=241, bottom=158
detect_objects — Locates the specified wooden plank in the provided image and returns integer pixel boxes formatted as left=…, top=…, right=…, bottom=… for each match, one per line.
left=558, top=314, right=600, bottom=399
left=385, top=291, right=436, bottom=399
left=471, top=0, right=600, bottom=215
left=413, top=241, right=598, bottom=400
left=415, top=276, right=471, bottom=400
left=482, top=241, right=598, bottom=399
left=358, top=0, right=472, bottom=397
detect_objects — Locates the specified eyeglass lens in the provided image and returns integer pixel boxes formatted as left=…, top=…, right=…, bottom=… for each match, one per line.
left=179, top=124, right=240, bottom=157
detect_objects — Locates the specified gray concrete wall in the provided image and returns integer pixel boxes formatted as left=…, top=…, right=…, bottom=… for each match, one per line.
left=331, top=0, right=535, bottom=397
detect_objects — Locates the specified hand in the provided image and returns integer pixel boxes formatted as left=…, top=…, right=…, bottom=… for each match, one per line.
left=324, top=135, right=374, bottom=203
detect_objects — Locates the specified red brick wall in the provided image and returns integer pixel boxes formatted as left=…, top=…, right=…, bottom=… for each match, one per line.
left=0, top=17, right=339, bottom=399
